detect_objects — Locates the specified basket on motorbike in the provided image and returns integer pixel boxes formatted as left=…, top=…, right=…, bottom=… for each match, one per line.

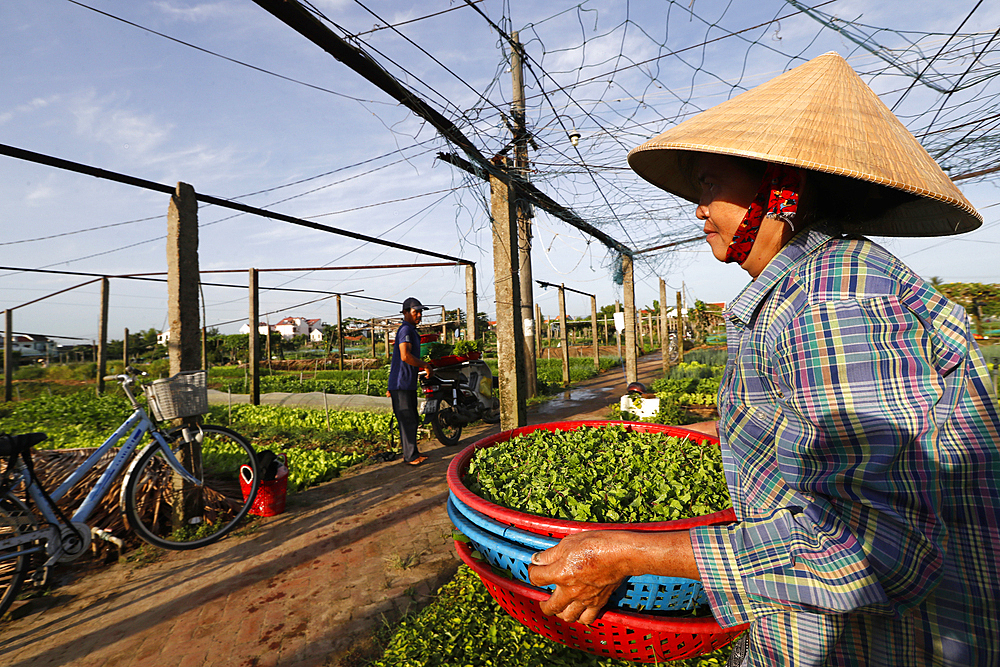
left=420, top=355, right=499, bottom=446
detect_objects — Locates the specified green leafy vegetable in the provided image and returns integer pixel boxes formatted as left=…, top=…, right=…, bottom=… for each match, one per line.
left=465, top=425, right=730, bottom=523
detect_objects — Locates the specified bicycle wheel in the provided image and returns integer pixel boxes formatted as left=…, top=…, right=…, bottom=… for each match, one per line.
left=0, top=493, right=36, bottom=618
left=121, top=425, right=260, bottom=550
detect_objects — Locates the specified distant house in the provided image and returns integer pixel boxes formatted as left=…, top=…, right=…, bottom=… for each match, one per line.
left=274, top=317, right=324, bottom=341
left=157, top=331, right=170, bottom=345
left=1, top=334, right=57, bottom=359
left=238, top=322, right=274, bottom=336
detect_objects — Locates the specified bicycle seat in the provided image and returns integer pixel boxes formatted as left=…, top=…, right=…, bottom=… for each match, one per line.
left=0, top=432, right=48, bottom=456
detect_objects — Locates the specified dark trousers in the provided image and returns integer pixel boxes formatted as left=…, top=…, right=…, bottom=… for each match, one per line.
left=389, top=390, right=420, bottom=462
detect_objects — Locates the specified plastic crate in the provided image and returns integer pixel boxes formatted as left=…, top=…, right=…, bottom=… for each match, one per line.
left=144, top=370, right=208, bottom=421
left=448, top=494, right=708, bottom=612
left=456, top=540, right=747, bottom=664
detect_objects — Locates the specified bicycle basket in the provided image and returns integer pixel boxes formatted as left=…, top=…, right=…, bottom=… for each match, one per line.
left=143, top=370, right=208, bottom=421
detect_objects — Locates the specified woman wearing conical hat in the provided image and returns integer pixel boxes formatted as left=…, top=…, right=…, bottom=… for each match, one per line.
left=529, top=53, right=1000, bottom=666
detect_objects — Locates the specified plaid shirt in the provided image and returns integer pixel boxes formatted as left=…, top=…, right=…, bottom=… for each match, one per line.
left=690, top=225, right=1000, bottom=666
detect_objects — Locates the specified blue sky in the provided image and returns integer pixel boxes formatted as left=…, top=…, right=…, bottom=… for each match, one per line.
left=3, top=0, right=1000, bottom=343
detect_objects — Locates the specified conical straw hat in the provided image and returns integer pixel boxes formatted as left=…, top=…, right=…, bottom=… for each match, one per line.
left=627, top=52, right=981, bottom=236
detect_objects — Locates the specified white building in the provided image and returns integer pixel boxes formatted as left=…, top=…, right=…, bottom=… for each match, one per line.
left=238, top=322, right=274, bottom=336
left=274, top=317, right=324, bottom=340
left=1, top=334, right=57, bottom=359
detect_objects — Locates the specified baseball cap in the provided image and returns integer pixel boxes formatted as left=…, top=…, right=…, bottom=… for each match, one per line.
left=401, top=297, right=426, bottom=313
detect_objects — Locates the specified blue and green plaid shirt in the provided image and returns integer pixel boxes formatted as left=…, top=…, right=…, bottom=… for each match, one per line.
left=690, top=224, right=1000, bottom=666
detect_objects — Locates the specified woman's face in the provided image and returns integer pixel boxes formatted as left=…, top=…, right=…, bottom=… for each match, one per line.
left=693, top=153, right=796, bottom=278
left=694, top=153, right=759, bottom=261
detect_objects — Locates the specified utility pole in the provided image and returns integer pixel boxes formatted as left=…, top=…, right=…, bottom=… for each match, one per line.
left=511, top=31, right=537, bottom=398
left=490, top=159, right=527, bottom=429
left=123, top=327, right=129, bottom=367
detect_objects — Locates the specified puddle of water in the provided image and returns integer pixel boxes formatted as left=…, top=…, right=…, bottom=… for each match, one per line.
left=535, top=387, right=614, bottom=414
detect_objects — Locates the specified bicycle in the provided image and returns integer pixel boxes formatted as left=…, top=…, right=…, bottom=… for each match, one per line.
left=0, top=368, right=260, bottom=618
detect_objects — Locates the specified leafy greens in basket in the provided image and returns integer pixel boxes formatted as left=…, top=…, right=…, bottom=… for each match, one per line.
left=465, top=425, right=731, bottom=523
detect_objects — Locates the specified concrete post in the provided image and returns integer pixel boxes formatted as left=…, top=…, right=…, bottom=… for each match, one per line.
left=615, top=300, right=622, bottom=361
left=591, top=295, right=599, bottom=372
left=166, top=182, right=201, bottom=376
left=535, top=303, right=543, bottom=358
left=490, top=166, right=527, bottom=429
left=96, top=277, right=109, bottom=394
left=660, top=278, right=670, bottom=374
left=337, top=294, right=344, bottom=371
left=676, top=291, right=685, bottom=365
left=623, top=255, right=638, bottom=384
left=466, top=264, right=477, bottom=342
left=559, top=284, right=570, bottom=386
left=249, top=269, right=260, bottom=406
left=4, top=310, right=12, bottom=402
left=511, top=32, right=537, bottom=399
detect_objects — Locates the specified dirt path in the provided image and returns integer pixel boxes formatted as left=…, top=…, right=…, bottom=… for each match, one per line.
left=0, top=353, right=666, bottom=667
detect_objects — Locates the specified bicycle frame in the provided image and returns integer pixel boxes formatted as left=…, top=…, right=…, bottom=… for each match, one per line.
left=1, top=385, right=200, bottom=565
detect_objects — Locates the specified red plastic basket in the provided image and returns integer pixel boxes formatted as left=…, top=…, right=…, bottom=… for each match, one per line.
left=456, top=540, right=747, bottom=664
left=446, top=420, right=736, bottom=539
left=239, top=456, right=288, bottom=517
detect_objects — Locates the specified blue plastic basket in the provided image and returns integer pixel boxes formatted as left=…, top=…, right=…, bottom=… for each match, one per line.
left=448, top=493, right=708, bottom=612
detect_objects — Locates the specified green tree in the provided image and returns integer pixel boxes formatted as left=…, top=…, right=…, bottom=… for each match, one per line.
left=933, top=281, right=1000, bottom=336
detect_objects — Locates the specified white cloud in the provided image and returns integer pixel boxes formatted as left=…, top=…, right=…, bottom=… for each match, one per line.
left=70, top=91, right=172, bottom=156
left=0, top=95, right=61, bottom=126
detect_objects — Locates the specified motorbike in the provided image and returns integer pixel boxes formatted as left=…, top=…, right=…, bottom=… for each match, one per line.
left=420, top=357, right=500, bottom=445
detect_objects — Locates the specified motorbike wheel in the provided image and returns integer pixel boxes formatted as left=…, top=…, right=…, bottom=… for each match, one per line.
left=480, top=396, right=501, bottom=424
left=431, top=400, right=463, bottom=446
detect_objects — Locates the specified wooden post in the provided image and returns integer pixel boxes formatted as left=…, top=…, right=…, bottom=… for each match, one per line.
left=676, top=291, right=685, bottom=365
left=96, top=277, right=109, bottom=394
left=249, top=269, right=260, bottom=406
left=371, top=318, right=376, bottom=359
left=336, top=294, right=344, bottom=371
left=166, top=182, right=201, bottom=376
left=660, top=278, right=670, bottom=374
left=591, top=295, right=599, bottom=371
left=623, top=255, right=638, bottom=384
left=3, top=310, right=12, bottom=402
left=490, top=163, right=527, bottom=429
left=466, top=264, right=477, bottom=342
left=123, top=327, right=129, bottom=367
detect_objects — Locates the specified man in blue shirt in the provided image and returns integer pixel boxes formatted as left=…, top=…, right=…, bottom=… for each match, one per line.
left=388, top=297, right=435, bottom=465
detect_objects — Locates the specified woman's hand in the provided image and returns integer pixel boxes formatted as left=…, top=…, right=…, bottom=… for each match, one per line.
left=527, top=530, right=636, bottom=625
left=528, top=529, right=701, bottom=626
